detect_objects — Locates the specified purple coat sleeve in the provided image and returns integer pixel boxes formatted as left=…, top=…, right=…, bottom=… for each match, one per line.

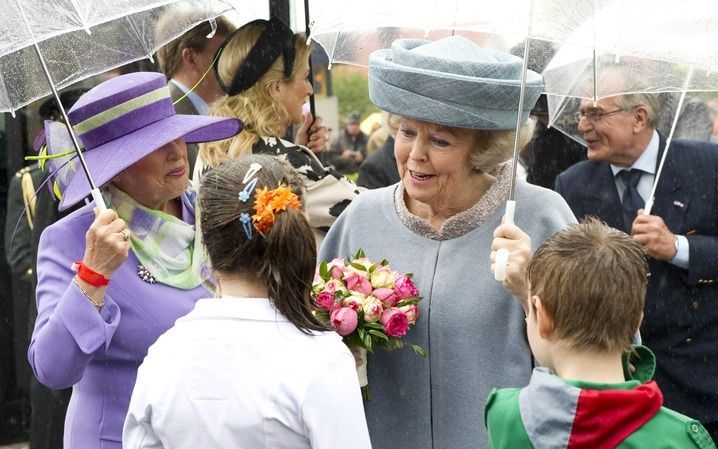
left=28, top=209, right=121, bottom=389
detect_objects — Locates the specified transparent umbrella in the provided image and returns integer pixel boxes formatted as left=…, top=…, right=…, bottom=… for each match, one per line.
left=2, top=0, right=235, bottom=209
left=542, top=0, right=718, bottom=213
left=309, top=0, right=590, bottom=280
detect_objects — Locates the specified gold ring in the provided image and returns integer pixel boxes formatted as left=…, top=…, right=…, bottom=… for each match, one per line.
left=120, top=230, right=130, bottom=241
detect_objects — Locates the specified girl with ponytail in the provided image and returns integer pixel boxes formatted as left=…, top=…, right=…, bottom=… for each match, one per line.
left=124, top=155, right=371, bottom=449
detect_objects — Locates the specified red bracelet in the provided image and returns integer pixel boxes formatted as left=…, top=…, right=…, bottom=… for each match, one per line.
left=72, top=261, right=110, bottom=287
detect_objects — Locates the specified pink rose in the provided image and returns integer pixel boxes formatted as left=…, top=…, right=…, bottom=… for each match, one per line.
left=328, top=258, right=346, bottom=279
left=330, top=266, right=344, bottom=280
left=314, top=291, right=335, bottom=310
left=344, top=272, right=373, bottom=295
left=372, top=287, right=399, bottom=307
left=380, top=308, right=410, bottom=337
left=342, top=294, right=364, bottom=311
left=331, top=307, right=358, bottom=336
left=398, top=304, right=419, bottom=325
left=362, top=295, right=384, bottom=322
left=394, top=274, right=419, bottom=299
left=324, top=279, right=347, bottom=296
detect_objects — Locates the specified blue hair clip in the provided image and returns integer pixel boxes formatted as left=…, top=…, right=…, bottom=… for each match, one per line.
left=238, top=177, right=258, bottom=202
left=239, top=212, right=253, bottom=240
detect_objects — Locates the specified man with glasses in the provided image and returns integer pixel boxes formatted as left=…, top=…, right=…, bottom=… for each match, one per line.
left=554, top=69, right=718, bottom=443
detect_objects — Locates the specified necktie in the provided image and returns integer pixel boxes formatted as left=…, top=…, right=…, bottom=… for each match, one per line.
left=619, top=169, right=644, bottom=232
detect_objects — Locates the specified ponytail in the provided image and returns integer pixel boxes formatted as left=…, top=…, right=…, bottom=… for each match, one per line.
left=261, top=208, right=327, bottom=333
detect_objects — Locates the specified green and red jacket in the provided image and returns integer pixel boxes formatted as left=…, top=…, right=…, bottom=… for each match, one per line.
left=485, top=346, right=716, bottom=449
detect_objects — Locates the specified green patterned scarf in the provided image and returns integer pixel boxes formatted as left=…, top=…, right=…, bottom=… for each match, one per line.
left=104, top=184, right=211, bottom=290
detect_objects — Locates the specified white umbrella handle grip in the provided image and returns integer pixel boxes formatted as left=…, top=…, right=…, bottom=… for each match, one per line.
left=643, top=197, right=654, bottom=216
left=91, top=188, right=108, bottom=213
left=494, top=200, right=516, bottom=282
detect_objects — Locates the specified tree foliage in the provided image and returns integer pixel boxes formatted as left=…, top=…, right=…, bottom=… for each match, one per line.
left=331, top=67, right=379, bottom=120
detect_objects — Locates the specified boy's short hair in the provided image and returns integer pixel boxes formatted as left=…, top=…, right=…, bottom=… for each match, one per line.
left=526, top=217, right=648, bottom=352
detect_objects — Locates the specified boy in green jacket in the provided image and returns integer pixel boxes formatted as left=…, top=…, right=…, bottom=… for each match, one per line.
left=485, top=218, right=716, bottom=449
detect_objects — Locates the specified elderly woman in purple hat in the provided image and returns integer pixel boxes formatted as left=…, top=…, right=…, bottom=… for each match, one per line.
left=28, top=71, right=242, bottom=449
left=319, top=37, right=576, bottom=449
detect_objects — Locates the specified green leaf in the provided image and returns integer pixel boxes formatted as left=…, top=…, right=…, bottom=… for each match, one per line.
left=411, top=344, right=428, bottom=357
left=363, top=332, right=373, bottom=350
left=319, top=261, right=329, bottom=280
left=368, top=263, right=378, bottom=273
left=368, top=330, right=389, bottom=341
left=358, top=327, right=366, bottom=340
left=355, top=249, right=366, bottom=259
left=380, top=338, right=404, bottom=351
left=349, top=262, right=368, bottom=272
left=363, top=322, right=384, bottom=330
left=313, top=310, right=330, bottom=323
left=381, top=259, right=389, bottom=266
left=344, top=333, right=362, bottom=348
left=395, top=297, right=422, bottom=307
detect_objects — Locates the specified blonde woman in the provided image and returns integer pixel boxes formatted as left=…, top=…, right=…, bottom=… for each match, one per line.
left=196, top=18, right=360, bottom=238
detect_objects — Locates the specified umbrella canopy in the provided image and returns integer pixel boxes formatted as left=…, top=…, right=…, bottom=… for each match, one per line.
left=543, top=0, right=718, bottom=145
left=2, top=0, right=235, bottom=209
left=0, top=0, right=235, bottom=114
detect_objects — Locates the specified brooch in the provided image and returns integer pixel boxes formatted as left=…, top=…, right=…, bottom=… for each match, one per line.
left=137, top=264, right=157, bottom=284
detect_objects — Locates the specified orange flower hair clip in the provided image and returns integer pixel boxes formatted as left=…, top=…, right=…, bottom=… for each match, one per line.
left=251, top=183, right=302, bottom=233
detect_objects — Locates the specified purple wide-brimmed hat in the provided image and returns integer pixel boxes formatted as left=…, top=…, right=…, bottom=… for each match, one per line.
left=55, top=71, right=242, bottom=211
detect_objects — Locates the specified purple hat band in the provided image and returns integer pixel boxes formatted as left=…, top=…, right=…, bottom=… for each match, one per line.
left=69, top=76, right=176, bottom=150
left=54, top=71, right=243, bottom=211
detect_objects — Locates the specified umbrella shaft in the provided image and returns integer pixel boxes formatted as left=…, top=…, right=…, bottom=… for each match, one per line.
left=509, top=37, right=532, bottom=201
left=31, top=41, right=99, bottom=192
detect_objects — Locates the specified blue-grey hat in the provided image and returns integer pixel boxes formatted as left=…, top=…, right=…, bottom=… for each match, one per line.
left=368, top=36, right=544, bottom=130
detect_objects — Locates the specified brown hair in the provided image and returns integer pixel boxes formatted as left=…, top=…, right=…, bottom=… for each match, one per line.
left=526, top=217, right=648, bottom=352
left=156, top=15, right=236, bottom=79
left=199, top=154, right=327, bottom=333
left=199, top=21, right=313, bottom=167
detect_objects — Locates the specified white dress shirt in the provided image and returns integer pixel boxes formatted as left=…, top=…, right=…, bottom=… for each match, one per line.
left=123, top=298, right=372, bottom=449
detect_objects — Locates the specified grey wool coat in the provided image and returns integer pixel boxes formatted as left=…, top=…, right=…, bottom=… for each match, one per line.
left=319, top=181, right=576, bottom=449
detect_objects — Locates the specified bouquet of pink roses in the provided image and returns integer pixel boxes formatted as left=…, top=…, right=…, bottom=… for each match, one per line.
left=312, top=249, right=425, bottom=399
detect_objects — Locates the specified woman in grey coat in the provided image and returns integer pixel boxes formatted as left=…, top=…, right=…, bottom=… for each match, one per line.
left=319, top=36, right=576, bottom=449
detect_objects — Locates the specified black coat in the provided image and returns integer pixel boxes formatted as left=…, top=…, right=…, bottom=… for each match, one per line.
left=357, top=136, right=399, bottom=189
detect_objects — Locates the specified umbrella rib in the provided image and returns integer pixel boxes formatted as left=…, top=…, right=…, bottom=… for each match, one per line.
left=328, top=30, right=341, bottom=70
left=125, top=16, right=155, bottom=63
left=0, top=64, right=16, bottom=115
left=68, top=0, right=91, bottom=33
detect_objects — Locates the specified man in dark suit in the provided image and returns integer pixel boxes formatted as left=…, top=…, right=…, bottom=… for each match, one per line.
left=555, top=70, right=718, bottom=441
left=156, top=15, right=235, bottom=174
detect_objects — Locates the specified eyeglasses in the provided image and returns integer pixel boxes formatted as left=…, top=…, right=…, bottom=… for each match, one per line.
left=573, top=108, right=626, bottom=123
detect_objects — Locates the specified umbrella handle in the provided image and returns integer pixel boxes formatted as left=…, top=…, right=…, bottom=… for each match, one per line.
left=643, top=197, right=654, bottom=216
left=91, top=188, right=107, bottom=212
left=494, top=200, right=516, bottom=282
